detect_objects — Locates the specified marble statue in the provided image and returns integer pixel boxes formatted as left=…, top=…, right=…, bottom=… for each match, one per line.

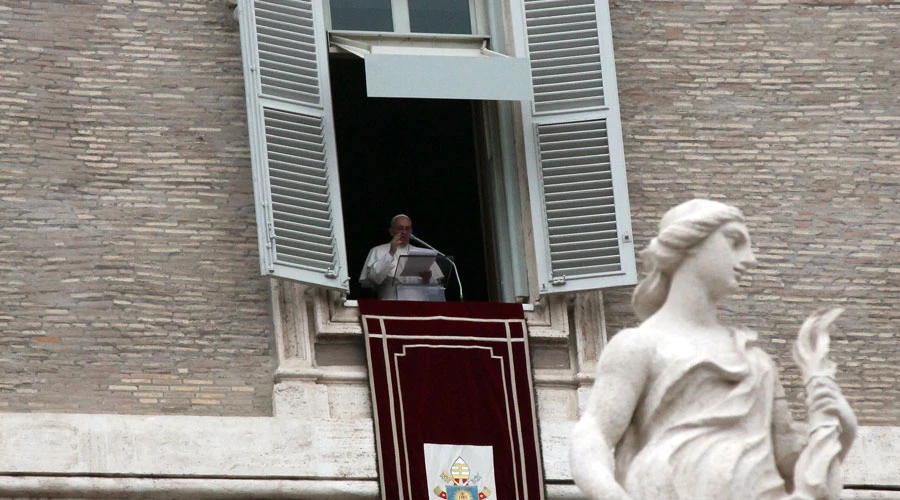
left=570, top=199, right=857, bottom=500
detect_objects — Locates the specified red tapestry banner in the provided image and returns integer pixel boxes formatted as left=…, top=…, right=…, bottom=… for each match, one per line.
left=359, top=300, right=545, bottom=500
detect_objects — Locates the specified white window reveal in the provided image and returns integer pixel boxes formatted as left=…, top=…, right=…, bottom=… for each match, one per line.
left=329, top=32, right=532, bottom=101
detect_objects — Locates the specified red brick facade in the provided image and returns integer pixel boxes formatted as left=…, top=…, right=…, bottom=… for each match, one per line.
left=0, top=0, right=274, bottom=415
left=605, top=0, right=899, bottom=424
left=0, top=0, right=896, bottom=422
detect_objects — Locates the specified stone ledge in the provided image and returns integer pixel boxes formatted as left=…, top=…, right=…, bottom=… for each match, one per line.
left=0, top=413, right=896, bottom=498
left=0, top=478, right=379, bottom=500
left=842, top=493, right=900, bottom=500
left=0, top=476, right=893, bottom=500
left=0, top=413, right=376, bottom=478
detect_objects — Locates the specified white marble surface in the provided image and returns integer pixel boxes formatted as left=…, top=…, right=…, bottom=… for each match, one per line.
left=0, top=412, right=375, bottom=477
left=0, top=411, right=895, bottom=499
left=569, top=200, right=859, bottom=500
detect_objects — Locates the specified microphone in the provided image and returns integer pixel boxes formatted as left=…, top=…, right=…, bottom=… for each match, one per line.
left=409, top=233, right=464, bottom=301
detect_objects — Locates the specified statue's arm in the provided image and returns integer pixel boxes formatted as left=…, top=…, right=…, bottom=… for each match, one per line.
left=771, top=378, right=806, bottom=490
left=570, top=330, right=648, bottom=500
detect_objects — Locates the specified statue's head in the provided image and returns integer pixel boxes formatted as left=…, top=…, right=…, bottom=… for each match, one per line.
left=632, top=199, right=746, bottom=320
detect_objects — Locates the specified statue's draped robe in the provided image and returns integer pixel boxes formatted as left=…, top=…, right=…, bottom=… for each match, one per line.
left=616, top=329, right=789, bottom=500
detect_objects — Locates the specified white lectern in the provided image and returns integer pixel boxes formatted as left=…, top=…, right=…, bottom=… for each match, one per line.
left=394, top=254, right=445, bottom=302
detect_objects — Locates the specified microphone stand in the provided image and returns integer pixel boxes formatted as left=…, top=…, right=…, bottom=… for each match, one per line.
left=409, top=234, right=464, bottom=301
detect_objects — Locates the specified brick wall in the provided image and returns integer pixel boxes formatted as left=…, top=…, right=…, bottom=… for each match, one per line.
left=0, top=0, right=274, bottom=415
left=605, top=0, right=899, bottom=424
left=1, top=0, right=897, bottom=424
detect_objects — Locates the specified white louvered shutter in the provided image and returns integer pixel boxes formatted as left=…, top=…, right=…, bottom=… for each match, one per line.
left=238, top=0, right=349, bottom=291
left=515, top=0, right=637, bottom=295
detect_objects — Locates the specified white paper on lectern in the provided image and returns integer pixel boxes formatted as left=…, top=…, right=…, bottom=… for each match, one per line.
left=399, top=248, right=438, bottom=276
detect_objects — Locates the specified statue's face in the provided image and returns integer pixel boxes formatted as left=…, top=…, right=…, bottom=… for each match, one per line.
left=686, top=221, right=757, bottom=298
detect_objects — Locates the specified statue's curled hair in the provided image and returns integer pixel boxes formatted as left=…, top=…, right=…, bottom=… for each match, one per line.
left=632, top=199, right=745, bottom=320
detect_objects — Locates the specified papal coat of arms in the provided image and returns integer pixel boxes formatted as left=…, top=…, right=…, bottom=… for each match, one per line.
left=432, top=456, right=492, bottom=500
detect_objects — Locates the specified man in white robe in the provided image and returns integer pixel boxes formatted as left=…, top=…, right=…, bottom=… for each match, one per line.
left=359, top=214, right=444, bottom=300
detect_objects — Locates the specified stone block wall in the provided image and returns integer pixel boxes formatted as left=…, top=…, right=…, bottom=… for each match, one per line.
left=0, top=0, right=274, bottom=415
left=605, top=0, right=899, bottom=424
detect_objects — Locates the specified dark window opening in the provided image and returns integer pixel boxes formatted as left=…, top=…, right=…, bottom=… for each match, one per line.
left=329, top=56, right=491, bottom=302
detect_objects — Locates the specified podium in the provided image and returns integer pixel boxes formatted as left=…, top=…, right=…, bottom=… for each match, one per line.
left=396, top=283, right=445, bottom=302
left=395, top=252, right=445, bottom=302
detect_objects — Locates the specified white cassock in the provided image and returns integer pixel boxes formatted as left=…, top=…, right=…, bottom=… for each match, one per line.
left=359, top=242, right=444, bottom=300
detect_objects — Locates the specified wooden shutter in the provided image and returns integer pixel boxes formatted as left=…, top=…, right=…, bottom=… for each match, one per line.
left=239, top=0, right=349, bottom=291
left=515, top=0, right=637, bottom=295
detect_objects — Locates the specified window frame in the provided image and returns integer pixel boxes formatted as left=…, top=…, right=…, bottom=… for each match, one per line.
left=238, top=0, right=637, bottom=302
left=323, top=0, right=489, bottom=35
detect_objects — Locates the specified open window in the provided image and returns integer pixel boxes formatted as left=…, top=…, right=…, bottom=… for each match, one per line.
left=329, top=56, right=497, bottom=301
left=237, top=0, right=636, bottom=302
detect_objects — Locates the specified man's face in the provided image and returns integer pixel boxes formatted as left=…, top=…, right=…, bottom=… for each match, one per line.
left=389, top=216, right=412, bottom=246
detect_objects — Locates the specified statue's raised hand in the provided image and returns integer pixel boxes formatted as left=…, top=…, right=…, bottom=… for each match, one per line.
left=792, top=308, right=857, bottom=500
